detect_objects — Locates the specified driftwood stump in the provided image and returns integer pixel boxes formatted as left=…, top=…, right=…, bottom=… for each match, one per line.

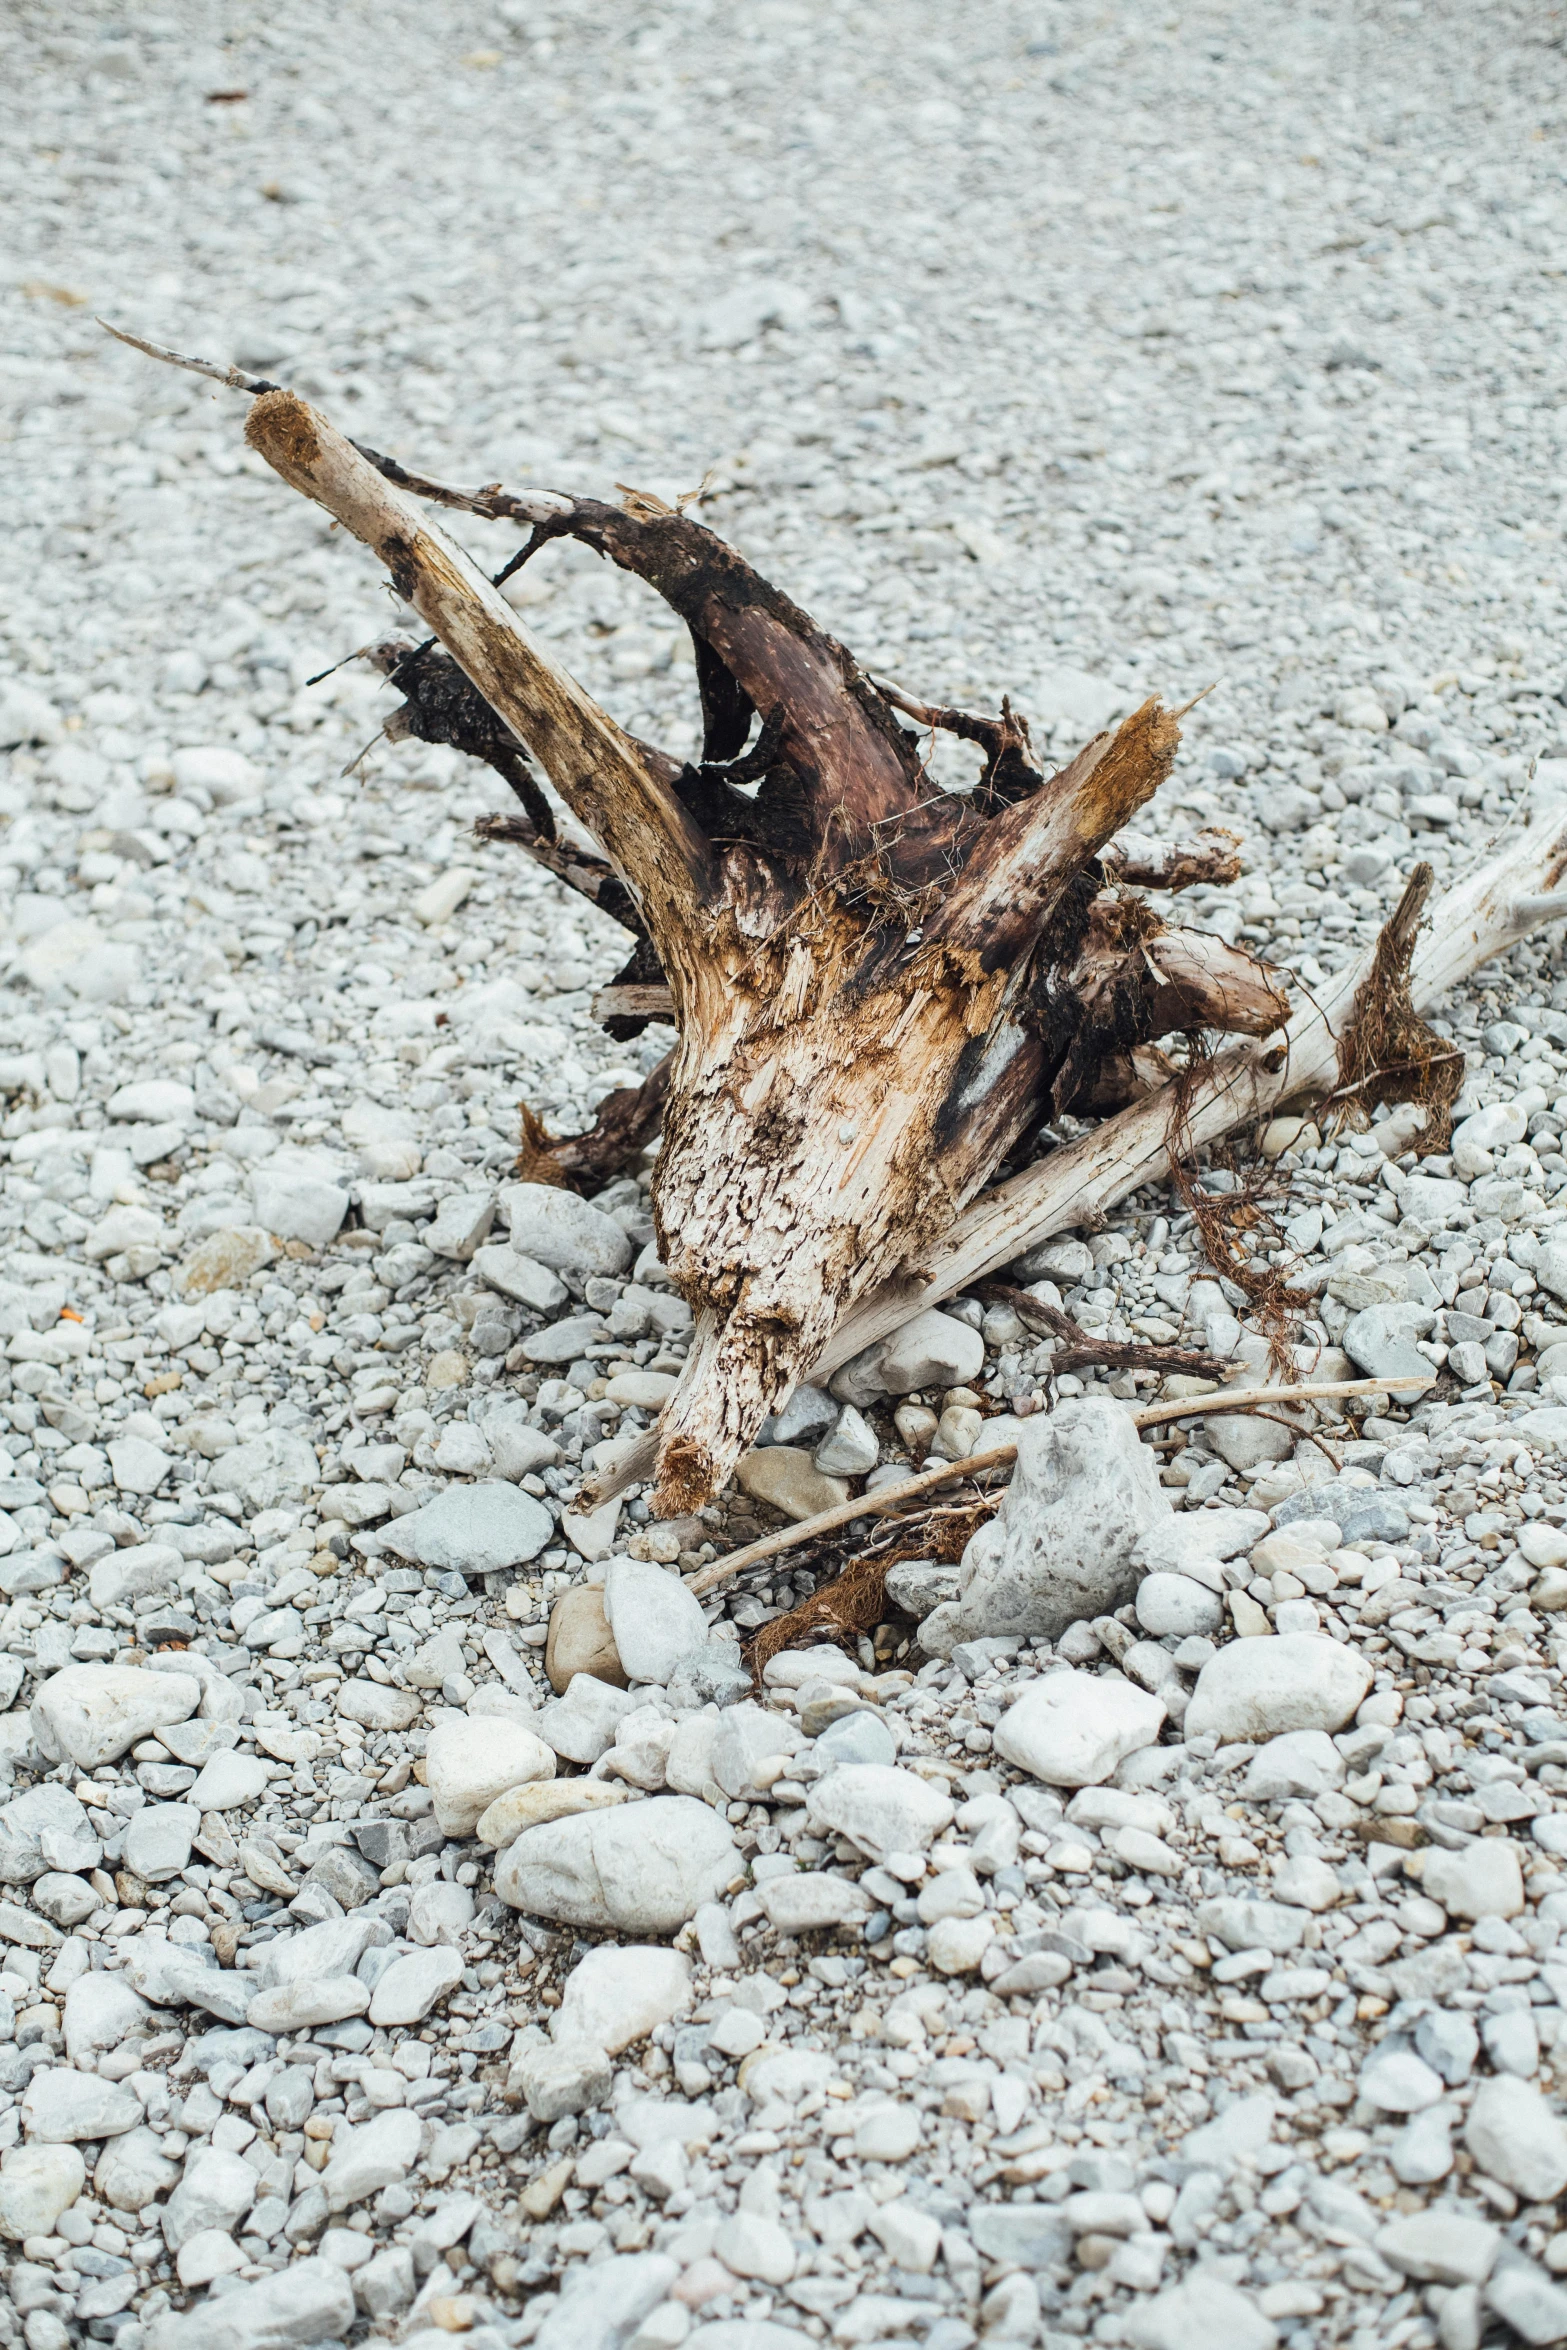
left=236, top=387, right=1291, bottom=1513
left=104, top=328, right=1567, bottom=1521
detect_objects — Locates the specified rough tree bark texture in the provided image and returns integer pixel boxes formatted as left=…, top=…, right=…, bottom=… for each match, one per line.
left=109, top=329, right=1567, bottom=1520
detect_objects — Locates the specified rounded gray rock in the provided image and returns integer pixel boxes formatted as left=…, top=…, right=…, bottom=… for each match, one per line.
left=1135, top=1570, right=1223, bottom=1638
left=603, top=1556, right=710, bottom=1685
left=1184, top=1634, right=1372, bottom=1744
left=494, top=1793, right=739, bottom=1933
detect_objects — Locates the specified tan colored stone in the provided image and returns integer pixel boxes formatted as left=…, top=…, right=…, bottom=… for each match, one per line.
left=735, top=1445, right=849, bottom=1523
left=174, top=1226, right=276, bottom=1298
left=518, top=2156, right=573, bottom=2219
left=1229, top=1591, right=1273, bottom=1638
left=545, top=1584, right=627, bottom=1694
left=426, top=1349, right=470, bottom=1391
left=475, top=1776, right=628, bottom=1849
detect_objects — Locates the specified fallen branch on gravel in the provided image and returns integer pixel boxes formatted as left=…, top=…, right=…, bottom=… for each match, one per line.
left=978, top=1277, right=1226, bottom=1380
left=686, top=1373, right=1429, bottom=1596
left=107, top=321, right=1567, bottom=1522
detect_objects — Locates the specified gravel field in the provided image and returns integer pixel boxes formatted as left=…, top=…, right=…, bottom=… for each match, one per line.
left=7, top=6, right=1567, bottom=2350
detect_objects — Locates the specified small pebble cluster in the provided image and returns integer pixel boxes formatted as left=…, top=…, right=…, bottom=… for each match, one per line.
left=9, top=6, right=1567, bottom=2350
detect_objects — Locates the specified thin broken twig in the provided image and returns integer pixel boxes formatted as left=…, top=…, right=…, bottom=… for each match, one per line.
left=980, top=1279, right=1225, bottom=1379
left=688, top=1373, right=1428, bottom=1596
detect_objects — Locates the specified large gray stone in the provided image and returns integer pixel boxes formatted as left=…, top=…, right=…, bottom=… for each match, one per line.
left=1124, top=2271, right=1277, bottom=2350
left=122, top=1801, right=200, bottom=1882
left=247, top=1974, right=371, bottom=2033
left=1184, top=1635, right=1372, bottom=1744
left=0, top=1785, right=100, bottom=1882
left=88, top=1541, right=183, bottom=1612
left=336, top=1679, right=421, bottom=1731
left=424, top=1716, right=555, bottom=1836
left=966, top=2204, right=1073, bottom=2270
left=1377, top=2207, right=1499, bottom=2287
left=63, top=1972, right=149, bottom=2063
left=1133, top=1508, right=1268, bottom=1573
left=604, top=1557, right=710, bottom=1685
left=218, top=1428, right=321, bottom=1513
left=368, top=1946, right=463, bottom=2027
left=23, top=2068, right=142, bottom=2142
left=1178, top=2093, right=1277, bottom=2179
left=1465, top=2076, right=1567, bottom=2201
left=1274, top=1475, right=1409, bottom=1546
left=533, top=2250, right=679, bottom=2350
left=495, top=1794, right=738, bottom=1933
left=1135, top=1572, right=1223, bottom=1638
left=1196, top=1895, right=1308, bottom=1955
left=537, top=1673, right=640, bottom=1764
left=804, top=1763, right=955, bottom=1861
left=553, top=1944, right=691, bottom=2056
left=95, top=2127, right=178, bottom=2215
left=499, top=1182, right=632, bottom=1277
left=875, top=1308, right=985, bottom=1395
left=31, top=1664, right=199, bottom=1768
left=250, top=1150, right=349, bottom=1247
left=0, top=2143, right=85, bottom=2243
left=149, top=2255, right=355, bottom=2350
left=381, top=1479, right=552, bottom=1573
left=1203, top=1410, right=1292, bottom=1472
left=1341, top=1301, right=1438, bottom=1387
left=1486, top=2254, right=1567, bottom=2347
left=472, top=1241, right=569, bottom=1312
left=321, top=2107, right=422, bottom=2210
left=921, top=1399, right=1170, bottom=1654
left=993, top=1667, right=1165, bottom=1788
left=255, top=1910, right=388, bottom=1987
left=1420, top=1839, right=1525, bottom=1922
left=1241, top=1730, right=1343, bottom=1801
left=121, top=1936, right=254, bottom=2023
left=162, top=2146, right=259, bottom=2249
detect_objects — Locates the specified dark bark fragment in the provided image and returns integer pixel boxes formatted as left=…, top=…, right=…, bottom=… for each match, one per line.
left=518, top=1053, right=674, bottom=1193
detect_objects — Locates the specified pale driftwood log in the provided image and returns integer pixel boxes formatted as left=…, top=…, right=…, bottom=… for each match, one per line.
left=687, top=1375, right=1431, bottom=1596
left=592, top=806, right=1567, bottom=1503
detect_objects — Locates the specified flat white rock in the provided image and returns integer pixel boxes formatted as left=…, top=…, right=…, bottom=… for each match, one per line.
left=604, top=1556, right=709, bottom=1684
left=553, top=1943, right=692, bottom=2055
left=322, top=2107, right=423, bottom=2211
left=0, top=2143, right=85, bottom=2243
left=500, top=1181, right=632, bottom=1276
left=1465, top=2076, right=1567, bottom=2202
left=994, top=1668, right=1165, bottom=1787
left=1184, top=1634, right=1372, bottom=1743
left=23, top=2067, right=142, bottom=2143
left=425, top=1715, right=555, bottom=1836
left=154, top=2256, right=355, bottom=2350
left=368, top=1947, right=464, bottom=2028
left=804, top=1764, right=955, bottom=1862
left=187, top=1750, right=273, bottom=1810
left=382, top=1479, right=553, bottom=1573
left=30, top=1664, right=198, bottom=1769
left=495, top=1794, right=739, bottom=1933
left=162, top=2146, right=259, bottom=2249
left=923, top=1400, right=1170, bottom=1652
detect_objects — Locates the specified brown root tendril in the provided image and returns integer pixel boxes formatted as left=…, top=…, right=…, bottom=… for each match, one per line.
left=744, top=1497, right=995, bottom=1681
left=1323, top=861, right=1464, bottom=1152
left=1164, top=1034, right=1310, bottom=1371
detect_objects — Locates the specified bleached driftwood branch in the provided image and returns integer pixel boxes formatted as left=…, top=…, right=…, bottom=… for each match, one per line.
left=592, top=806, right=1567, bottom=1502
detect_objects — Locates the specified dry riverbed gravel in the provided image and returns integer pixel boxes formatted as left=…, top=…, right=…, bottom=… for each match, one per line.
left=7, top=6, right=1567, bottom=2350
